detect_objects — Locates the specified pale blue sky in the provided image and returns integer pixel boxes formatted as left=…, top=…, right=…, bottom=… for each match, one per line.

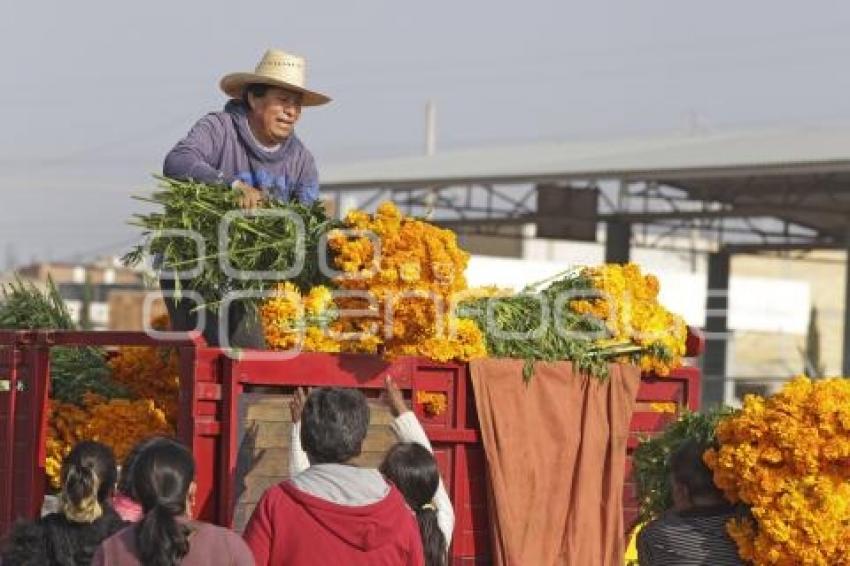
left=2, top=0, right=850, bottom=263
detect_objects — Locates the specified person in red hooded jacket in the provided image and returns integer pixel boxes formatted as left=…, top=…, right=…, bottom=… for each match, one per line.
left=242, top=387, right=424, bottom=566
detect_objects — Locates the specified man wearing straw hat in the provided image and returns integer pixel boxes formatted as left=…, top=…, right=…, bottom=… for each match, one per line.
left=164, top=48, right=330, bottom=208
left=161, top=49, right=330, bottom=348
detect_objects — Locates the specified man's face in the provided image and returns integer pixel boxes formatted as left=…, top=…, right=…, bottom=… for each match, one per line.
left=248, top=86, right=303, bottom=144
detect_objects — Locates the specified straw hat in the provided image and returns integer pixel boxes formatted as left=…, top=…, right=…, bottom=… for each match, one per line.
left=220, top=49, right=331, bottom=106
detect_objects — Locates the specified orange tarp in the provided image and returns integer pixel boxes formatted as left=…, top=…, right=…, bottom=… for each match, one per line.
left=470, top=359, right=640, bottom=566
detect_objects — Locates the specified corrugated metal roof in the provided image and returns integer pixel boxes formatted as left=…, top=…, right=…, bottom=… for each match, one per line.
left=322, top=128, right=850, bottom=189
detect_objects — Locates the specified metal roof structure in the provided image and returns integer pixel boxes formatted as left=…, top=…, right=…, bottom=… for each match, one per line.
left=322, top=127, right=850, bottom=253
left=322, top=127, right=850, bottom=396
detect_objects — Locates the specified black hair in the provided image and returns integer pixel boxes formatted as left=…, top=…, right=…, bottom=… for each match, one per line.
left=133, top=438, right=195, bottom=566
left=1, top=441, right=124, bottom=566
left=62, top=441, right=118, bottom=517
left=117, top=438, right=154, bottom=499
left=670, top=439, right=724, bottom=502
left=300, top=388, right=370, bottom=464
left=242, top=83, right=271, bottom=110
left=380, top=443, right=447, bottom=566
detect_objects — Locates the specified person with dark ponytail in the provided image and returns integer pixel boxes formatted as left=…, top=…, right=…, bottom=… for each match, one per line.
left=92, top=438, right=253, bottom=566
left=379, top=377, right=453, bottom=566
left=380, top=443, right=447, bottom=566
left=0, top=440, right=126, bottom=566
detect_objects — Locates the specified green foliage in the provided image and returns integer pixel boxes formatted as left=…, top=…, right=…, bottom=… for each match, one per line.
left=123, top=177, right=340, bottom=312
left=458, top=271, right=646, bottom=380
left=0, top=277, right=127, bottom=403
left=632, top=407, right=735, bottom=524
left=0, top=277, right=75, bottom=330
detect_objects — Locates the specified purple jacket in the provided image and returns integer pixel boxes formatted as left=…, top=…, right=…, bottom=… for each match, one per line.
left=163, top=100, right=319, bottom=203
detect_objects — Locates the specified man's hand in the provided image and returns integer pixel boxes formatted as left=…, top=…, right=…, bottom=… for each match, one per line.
left=233, top=180, right=266, bottom=209
left=290, top=387, right=309, bottom=423
left=384, top=376, right=409, bottom=417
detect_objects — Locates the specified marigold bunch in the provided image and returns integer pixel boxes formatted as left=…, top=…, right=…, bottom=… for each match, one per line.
left=323, top=202, right=485, bottom=361
left=416, top=391, right=449, bottom=416
left=108, top=346, right=180, bottom=426
left=570, top=263, right=687, bottom=375
left=107, top=315, right=180, bottom=425
left=46, top=393, right=174, bottom=489
left=704, top=376, right=850, bottom=565
left=460, top=263, right=687, bottom=379
left=260, top=283, right=341, bottom=352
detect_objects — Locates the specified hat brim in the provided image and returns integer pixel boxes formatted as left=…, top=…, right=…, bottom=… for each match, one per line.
left=220, top=73, right=331, bottom=106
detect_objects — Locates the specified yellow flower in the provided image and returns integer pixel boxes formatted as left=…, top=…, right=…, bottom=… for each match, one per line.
left=650, top=402, right=677, bottom=414
left=324, top=201, right=484, bottom=362
left=571, top=263, right=687, bottom=376
left=304, top=286, right=333, bottom=316
left=46, top=394, right=174, bottom=489
left=416, top=391, right=448, bottom=416
left=398, top=262, right=421, bottom=283
left=303, top=326, right=342, bottom=353
left=706, top=377, right=850, bottom=565
left=109, top=345, right=180, bottom=426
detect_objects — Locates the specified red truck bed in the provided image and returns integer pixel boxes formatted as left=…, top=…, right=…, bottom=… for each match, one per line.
left=0, top=330, right=701, bottom=563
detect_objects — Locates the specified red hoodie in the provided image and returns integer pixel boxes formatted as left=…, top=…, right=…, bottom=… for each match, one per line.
left=243, top=480, right=425, bottom=566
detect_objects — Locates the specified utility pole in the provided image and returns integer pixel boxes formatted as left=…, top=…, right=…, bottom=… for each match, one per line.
left=425, top=100, right=437, bottom=157
left=424, top=100, right=438, bottom=218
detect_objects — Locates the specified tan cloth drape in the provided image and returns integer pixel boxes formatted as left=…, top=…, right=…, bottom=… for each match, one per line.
left=470, top=359, right=640, bottom=566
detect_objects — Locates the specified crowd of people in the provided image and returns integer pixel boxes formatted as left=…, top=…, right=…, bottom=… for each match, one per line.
left=1, top=376, right=740, bottom=566
left=0, top=378, right=450, bottom=566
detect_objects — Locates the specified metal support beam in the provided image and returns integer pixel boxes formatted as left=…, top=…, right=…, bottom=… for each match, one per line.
left=605, top=220, right=631, bottom=263
left=703, top=251, right=731, bottom=406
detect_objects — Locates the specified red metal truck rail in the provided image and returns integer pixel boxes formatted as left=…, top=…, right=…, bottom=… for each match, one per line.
left=0, top=329, right=702, bottom=563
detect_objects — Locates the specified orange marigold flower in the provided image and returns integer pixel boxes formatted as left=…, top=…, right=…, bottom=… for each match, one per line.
left=706, top=376, right=850, bottom=565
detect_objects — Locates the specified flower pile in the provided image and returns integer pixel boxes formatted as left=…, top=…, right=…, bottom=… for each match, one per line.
left=328, top=201, right=485, bottom=360
left=258, top=204, right=686, bottom=374
left=109, top=347, right=180, bottom=426
left=460, top=263, right=687, bottom=379
left=570, top=264, right=687, bottom=376
left=46, top=393, right=174, bottom=488
left=45, top=314, right=178, bottom=488
left=261, top=202, right=487, bottom=362
left=260, top=283, right=340, bottom=352
left=107, top=315, right=181, bottom=425
left=704, top=377, right=850, bottom=565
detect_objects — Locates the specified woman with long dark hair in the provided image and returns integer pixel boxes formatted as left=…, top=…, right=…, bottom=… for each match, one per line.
left=380, top=443, right=448, bottom=566
left=92, top=438, right=253, bottom=566
left=1, top=441, right=126, bottom=566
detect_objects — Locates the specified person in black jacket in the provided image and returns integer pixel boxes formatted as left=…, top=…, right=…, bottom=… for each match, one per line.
left=1, top=441, right=126, bottom=566
left=637, top=440, right=743, bottom=566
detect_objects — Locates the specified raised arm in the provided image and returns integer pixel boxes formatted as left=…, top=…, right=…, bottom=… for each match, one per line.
left=385, top=377, right=456, bottom=547
left=288, top=387, right=310, bottom=477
